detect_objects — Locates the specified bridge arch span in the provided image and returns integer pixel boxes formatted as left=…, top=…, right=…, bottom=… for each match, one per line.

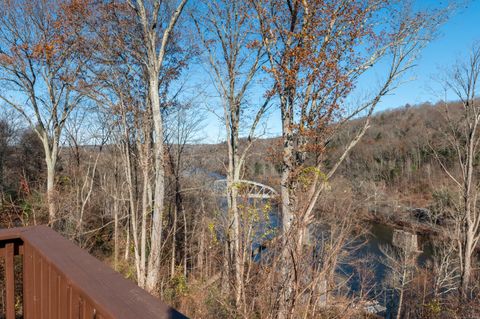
left=213, top=179, right=279, bottom=199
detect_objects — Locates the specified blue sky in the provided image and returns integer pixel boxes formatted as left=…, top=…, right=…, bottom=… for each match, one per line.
left=375, top=0, right=480, bottom=110
left=192, top=0, right=480, bottom=143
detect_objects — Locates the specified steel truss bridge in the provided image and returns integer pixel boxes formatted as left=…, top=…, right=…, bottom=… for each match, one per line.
left=213, top=179, right=278, bottom=199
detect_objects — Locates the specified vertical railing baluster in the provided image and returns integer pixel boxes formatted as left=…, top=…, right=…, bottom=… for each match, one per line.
left=84, top=301, right=95, bottom=319
left=34, top=250, right=42, bottom=316
left=23, top=243, right=34, bottom=319
left=59, top=276, right=68, bottom=318
left=71, top=289, right=80, bottom=319
left=5, top=242, right=15, bottom=319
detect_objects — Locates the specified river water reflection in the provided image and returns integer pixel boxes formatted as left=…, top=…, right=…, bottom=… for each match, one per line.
left=345, top=223, right=434, bottom=288
left=339, top=222, right=436, bottom=316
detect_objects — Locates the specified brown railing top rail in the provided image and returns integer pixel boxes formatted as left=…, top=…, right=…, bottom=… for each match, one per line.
left=0, top=225, right=188, bottom=319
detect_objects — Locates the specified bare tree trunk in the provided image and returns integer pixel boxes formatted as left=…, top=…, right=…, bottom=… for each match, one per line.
left=461, top=129, right=475, bottom=296
left=125, top=217, right=130, bottom=261
left=279, top=102, right=296, bottom=319
left=396, top=268, right=407, bottom=319
left=171, top=206, right=177, bottom=279
left=222, top=240, right=230, bottom=294
left=182, top=204, right=187, bottom=278
left=397, top=286, right=404, bottom=319
left=140, top=169, right=150, bottom=287
left=194, top=2, right=267, bottom=309
left=77, top=155, right=99, bottom=239
left=41, top=131, right=59, bottom=225
left=127, top=0, right=187, bottom=293
left=114, top=198, right=119, bottom=271
left=122, top=133, right=142, bottom=284
left=461, top=229, right=473, bottom=296
left=199, top=199, right=206, bottom=277
left=46, top=158, right=56, bottom=223
left=226, top=132, right=243, bottom=306
left=146, top=75, right=166, bottom=293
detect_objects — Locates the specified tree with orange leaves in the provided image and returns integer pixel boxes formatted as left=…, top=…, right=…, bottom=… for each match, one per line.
left=251, top=0, right=449, bottom=316
left=0, top=0, right=93, bottom=225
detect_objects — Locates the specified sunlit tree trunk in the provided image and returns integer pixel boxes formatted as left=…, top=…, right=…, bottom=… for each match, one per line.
left=129, top=0, right=188, bottom=294
left=437, top=47, right=480, bottom=298
left=194, top=2, right=267, bottom=309
left=43, top=139, right=58, bottom=224
left=146, top=74, right=166, bottom=292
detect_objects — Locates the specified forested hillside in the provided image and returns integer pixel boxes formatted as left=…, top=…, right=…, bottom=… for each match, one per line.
left=194, top=101, right=454, bottom=210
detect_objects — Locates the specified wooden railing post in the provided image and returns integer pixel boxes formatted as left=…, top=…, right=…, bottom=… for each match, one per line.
left=4, top=242, right=15, bottom=319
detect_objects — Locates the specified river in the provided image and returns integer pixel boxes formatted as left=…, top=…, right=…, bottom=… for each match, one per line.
left=206, top=173, right=435, bottom=316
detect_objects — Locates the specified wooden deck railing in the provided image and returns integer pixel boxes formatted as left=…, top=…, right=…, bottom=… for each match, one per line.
left=0, top=226, right=187, bottom=319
